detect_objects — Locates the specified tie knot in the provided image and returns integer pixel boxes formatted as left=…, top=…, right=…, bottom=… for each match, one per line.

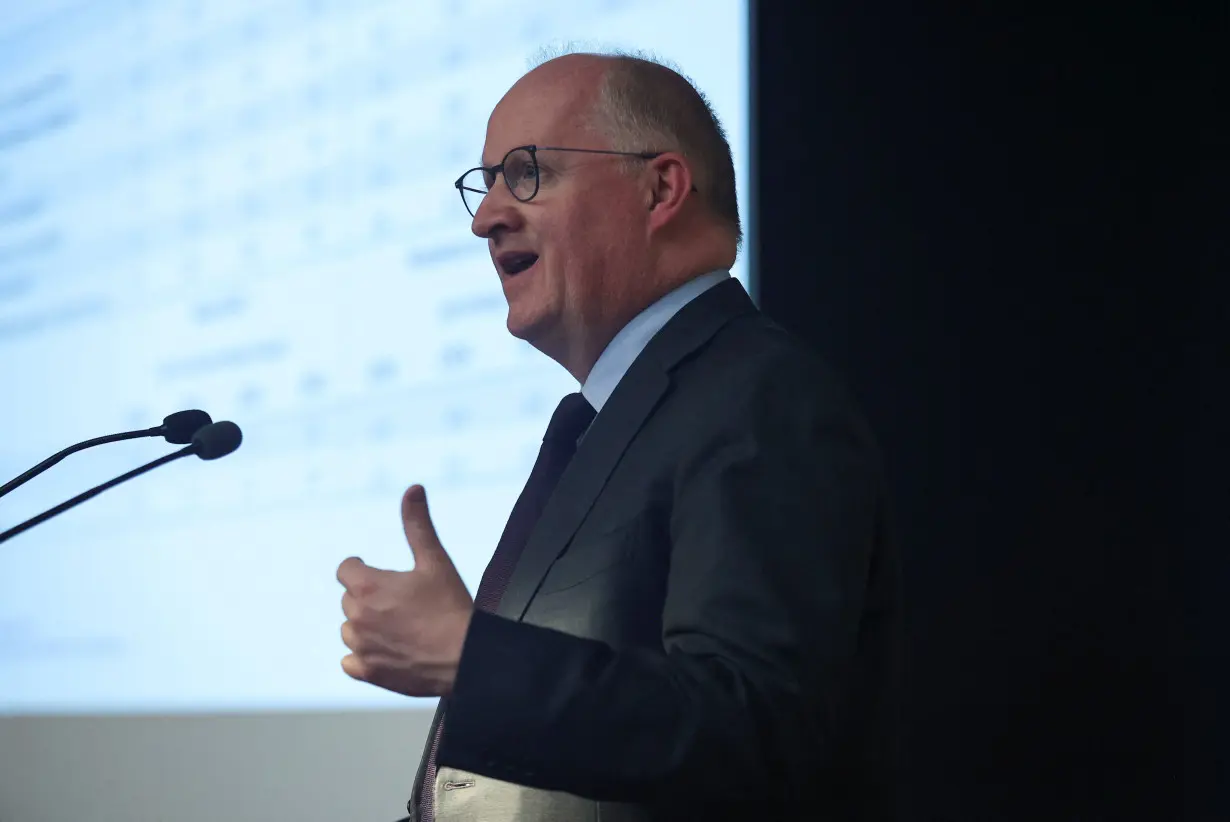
left=543, top=392, right=596, bottom=445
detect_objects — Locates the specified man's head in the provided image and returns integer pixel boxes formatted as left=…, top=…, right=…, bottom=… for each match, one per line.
left=465, top=51, right=740, bottom=381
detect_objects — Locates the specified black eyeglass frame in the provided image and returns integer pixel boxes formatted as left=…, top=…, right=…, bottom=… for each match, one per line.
left=453, top=144, right=694, bottom=217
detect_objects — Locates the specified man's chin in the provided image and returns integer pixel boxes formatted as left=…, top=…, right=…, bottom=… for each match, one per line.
left=506, top=309, right=564, bottom=360
left=505, top=308, right=545, bottom=344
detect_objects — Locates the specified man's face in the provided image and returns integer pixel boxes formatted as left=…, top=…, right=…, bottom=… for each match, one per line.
left=470, top=61, right=649, bottom=374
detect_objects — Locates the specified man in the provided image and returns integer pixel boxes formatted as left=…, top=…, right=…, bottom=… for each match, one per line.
left=337, top=51, right=902, bottom=821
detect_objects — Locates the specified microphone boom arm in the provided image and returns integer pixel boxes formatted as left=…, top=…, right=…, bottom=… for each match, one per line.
left=0, top=445, right=194, bottom=545
left=0, top=429, right=158, bottom=499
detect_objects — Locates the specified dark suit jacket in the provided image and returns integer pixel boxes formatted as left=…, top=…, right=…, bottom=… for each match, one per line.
left=401, top=278, right=902, bottom=821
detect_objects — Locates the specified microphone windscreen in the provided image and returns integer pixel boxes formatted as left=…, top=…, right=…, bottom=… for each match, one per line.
left=163, top=409, right=213, bottom=444
left=192, top=421, right=243, bottom=460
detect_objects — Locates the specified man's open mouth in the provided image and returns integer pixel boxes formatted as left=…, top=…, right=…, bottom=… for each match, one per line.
left=498, top=252, right=539, bottom=276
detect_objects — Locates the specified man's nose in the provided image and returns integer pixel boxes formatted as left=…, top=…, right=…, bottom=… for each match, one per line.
left=471, top=184, right=523, bottom=239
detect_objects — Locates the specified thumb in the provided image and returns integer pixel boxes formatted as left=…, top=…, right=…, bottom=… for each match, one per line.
left=400, top=484, right=449, bottom=570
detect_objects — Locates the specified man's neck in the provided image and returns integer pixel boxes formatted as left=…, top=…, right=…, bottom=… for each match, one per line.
left=548, top=235, right=737, bottom=382
left=569, top=269, right=700, bottom=382
left=579, top=268, right=732, bottom=411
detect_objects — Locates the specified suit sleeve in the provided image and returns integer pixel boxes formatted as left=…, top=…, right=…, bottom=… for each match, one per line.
left=437, top=356, right=885, bottom=804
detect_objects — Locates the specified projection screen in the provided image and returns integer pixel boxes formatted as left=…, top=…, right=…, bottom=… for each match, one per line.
left=0, top=0, right=750, bottom=818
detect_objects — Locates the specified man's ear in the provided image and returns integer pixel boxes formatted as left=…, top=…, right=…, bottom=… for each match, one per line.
left=646, top=152, right=693, bottom=224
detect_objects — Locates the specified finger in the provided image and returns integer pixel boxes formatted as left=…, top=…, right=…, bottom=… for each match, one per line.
left=400, top=484, right=451, bottom=570
left=341, top=653, right=369, bottom=682
left=341, top=619, right=359, bottom=651
left=341, top=590, right=360, bottom=621
left=336, top=556, right=369, bottom=588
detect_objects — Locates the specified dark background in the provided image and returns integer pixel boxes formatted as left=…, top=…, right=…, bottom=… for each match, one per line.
left=751, top=4, right=1224, bottom=820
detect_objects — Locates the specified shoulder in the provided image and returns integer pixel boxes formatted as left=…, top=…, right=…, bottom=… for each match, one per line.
left=669, top=310, right=872, bottom=439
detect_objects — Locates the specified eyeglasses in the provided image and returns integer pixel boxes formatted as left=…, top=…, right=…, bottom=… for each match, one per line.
left=454, top=144, right=684, bottom=218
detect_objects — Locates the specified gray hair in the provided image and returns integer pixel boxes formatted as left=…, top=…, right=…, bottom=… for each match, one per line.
left=529, top=44, right=743, bottom=250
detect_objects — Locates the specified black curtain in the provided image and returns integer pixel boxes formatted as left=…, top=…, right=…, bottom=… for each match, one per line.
left=752, top=4, right=1224, bottom=820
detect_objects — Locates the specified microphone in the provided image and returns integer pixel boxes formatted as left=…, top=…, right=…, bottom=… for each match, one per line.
left=0, top=421, right=243, bottom=546
left=0, top=410, right=213, bottom=500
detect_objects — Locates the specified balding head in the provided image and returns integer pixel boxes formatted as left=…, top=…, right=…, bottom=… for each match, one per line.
left=509, top=52, right=609, bottom=106
left=583, top=53, right=742, bottom=250
left=466, top=51, right=738, bottom=382
left=506, top=51, right=742, bottom=247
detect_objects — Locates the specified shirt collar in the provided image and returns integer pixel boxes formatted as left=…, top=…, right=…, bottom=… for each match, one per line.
left=581, top=269, right=731, bottom=413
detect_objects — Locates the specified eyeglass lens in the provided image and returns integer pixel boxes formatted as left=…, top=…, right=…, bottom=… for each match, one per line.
left=461, top=148, right=537, bottom=216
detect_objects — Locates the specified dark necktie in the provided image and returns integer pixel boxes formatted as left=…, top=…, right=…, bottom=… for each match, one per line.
left=418, top=392, right=596, bottom=822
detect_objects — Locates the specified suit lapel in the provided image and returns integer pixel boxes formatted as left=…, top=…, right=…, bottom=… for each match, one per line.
left=496, top=365, right=669, bottom=621
left=408, top=699, right=442, bottom=817
left=495, top=278, right=758, bottom=622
